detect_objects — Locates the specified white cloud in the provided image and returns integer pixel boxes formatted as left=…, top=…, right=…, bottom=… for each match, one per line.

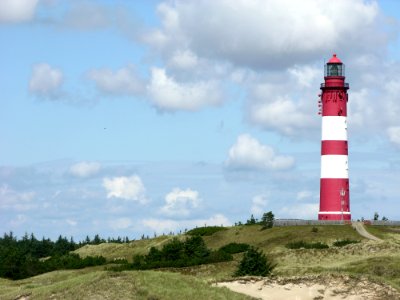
left=167, top=49, right=199, bottom=70
left=0, top=0, right=38, bottom=23
left=142, top=218, right=179, bottom=234
left=280, top=203, right=319, bottom=220
left=288, top=65, right=320, bottom=88
left=66, top=219, right=78, bottom=226
left=142, top=213, right=230, bottom=234
left=109, top=217, right=133, bottom=230
left=296, top=190, right=314, bottom=201
left=146, top=0, right=381, bottom=69
left=248, top=94, right=314, bottom=136
left=70, top=161, right=101, bottom=178
left=0, top=185, right=36, bottom=211
left=29, top=63, right=63, bottom=97
left=147, top=67, right=223, bottom=111
left=160, top=188, right=201, bottom=217
left=250, top=194, right=269, bottom=216
left=388, top=127, right=400, bottom=146
left=226, top=134, right=295, bottom=171
left=63, top=2, right=111, bottom=30
left=103, top=175, right=147, bottom=203
left=9, top=214, right=28, bottom=227
left=88, top=66, right=144, bottom=95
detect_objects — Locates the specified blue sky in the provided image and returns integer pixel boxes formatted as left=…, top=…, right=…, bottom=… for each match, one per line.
left=1, top=0, right=400, bottom=240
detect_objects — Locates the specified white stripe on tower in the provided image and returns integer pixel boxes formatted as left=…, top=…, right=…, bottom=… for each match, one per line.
left=321, top=116, right=347, bottom=141
left=320, top=155, right=348, bottom=178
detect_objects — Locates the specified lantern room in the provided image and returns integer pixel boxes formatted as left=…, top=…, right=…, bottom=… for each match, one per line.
left=324, top=54, right=345, bottom=77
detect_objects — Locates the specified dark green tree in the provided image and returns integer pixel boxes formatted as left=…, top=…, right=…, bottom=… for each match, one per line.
left=234, top=247, right=276, bottom=277
left=246, top=214, right=257, bottom=225
left=261, top=211, right=274, bottom=229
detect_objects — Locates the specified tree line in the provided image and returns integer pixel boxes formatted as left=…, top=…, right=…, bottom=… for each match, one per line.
left=0, top=232, right=129, bottom=280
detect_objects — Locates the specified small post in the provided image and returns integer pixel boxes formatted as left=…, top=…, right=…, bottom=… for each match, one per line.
left=340, top=188, right=346, bottom=224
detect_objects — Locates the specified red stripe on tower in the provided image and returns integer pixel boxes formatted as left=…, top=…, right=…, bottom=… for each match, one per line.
left=318, top=54, right=351, bottom=221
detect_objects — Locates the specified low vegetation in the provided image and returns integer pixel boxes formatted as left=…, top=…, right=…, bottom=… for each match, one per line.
left=332, top=239, right=360, bottom=247
left=186, top=226, right=227, bottom=236
left=111, top=236, right=233, bottom=271
left=234, top=247, right=276, bottom=277
left=219, top=242, right=250, bottom=254
left=286, top=241, right=329, bottom=249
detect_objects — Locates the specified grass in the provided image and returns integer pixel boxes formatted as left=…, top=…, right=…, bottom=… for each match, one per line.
left=2, top=224, right=400, bottom=297
left=365, top=225, right=400, bottom=242
left=0, top=268, right=252, bottom=300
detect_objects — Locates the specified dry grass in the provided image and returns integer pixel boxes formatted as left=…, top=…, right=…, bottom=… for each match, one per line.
left=0, top=268, right=252, bottom=300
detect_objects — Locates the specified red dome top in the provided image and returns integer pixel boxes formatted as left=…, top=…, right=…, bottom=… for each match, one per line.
left=328, top=53, right=342, bottom=64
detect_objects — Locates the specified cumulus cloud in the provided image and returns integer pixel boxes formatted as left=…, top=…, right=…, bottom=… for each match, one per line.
left=160, top=188, right=201, bottom=217
left=0, top=185, right=36, bottom=211
left=88, top=66, right=144, bottom=95
left=280, top=203, right=319, bottom=219
left=250, top=194, right=269, bottom=216
left=142, top=213, right=230, bottom=234
left=29, top=63, right=63, bottom=98
left=388, top=127, right=400, bottom=146
left=108, top=217, right=133, bottom=230
left=69, top=161, right=101, bottom=178
left=103, top=175, right=147, bottom=203
left=147, top=67, right=223, bottom=111
left=248, top=96, right=314, bottom=136
left=167, top=49, right=199, bottom=70
left=226, top=134, right=295, bottom=171
left=0, top=0, right=38, bottom=23
left=146, top=0, right=382, bottom=69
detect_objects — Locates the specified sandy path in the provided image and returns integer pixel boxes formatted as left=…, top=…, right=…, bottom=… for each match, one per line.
left=352, top=222, right=381, bottom=241
left=216, top=275, right=399, bottom=300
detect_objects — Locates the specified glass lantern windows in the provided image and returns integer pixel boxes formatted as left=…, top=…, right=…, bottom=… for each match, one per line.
left=325, top=63, right=345, bottom=77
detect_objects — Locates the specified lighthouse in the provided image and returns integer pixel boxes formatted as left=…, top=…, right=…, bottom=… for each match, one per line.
left=318, top=54, right=351, bottom=221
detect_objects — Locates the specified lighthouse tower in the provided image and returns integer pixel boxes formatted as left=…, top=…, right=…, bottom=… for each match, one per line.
left=318, top=54, right=350, bottom=221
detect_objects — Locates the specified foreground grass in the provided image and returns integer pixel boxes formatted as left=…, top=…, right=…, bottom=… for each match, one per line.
left=0, top=268, right=252, bottom=300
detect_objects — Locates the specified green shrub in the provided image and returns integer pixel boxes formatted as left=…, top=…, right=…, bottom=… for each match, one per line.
left=234, top=247, right=276, bottom=277
left=286, top=241, right=329, bottom=249
left=115, top=236, right=232, bottom=271
left=332, top=239, right=360, bottom=247
left=219, top=243, right=250, bottom=254
left=186, top=226, right=227, bottom=236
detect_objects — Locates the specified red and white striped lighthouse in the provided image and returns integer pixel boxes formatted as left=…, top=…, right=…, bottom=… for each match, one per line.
left=318, top=54, right=350, bottom=221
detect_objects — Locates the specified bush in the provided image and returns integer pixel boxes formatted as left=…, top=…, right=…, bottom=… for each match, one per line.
left=332, top=239, right=360, bottom=247
left=186, top=226, right=227, bottom=236
left=286, top=241, right=329, bottom=249
left=115, top=236, right=232, bottom=271
left=234, top=247, right=275, bottom=277
left=219, top=243, right=250, bottom=254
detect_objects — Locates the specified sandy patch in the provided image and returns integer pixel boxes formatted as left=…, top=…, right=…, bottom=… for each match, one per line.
left=216, top=275, right=400, bottom=300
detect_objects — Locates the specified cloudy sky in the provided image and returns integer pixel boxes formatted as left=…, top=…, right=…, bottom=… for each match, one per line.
left=1, top=0, right=400, bottom=240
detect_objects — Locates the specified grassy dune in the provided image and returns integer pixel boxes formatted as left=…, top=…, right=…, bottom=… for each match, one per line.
left=0, top=268, right=252, bottom=300
left=2, top=224, right=400, bottom=298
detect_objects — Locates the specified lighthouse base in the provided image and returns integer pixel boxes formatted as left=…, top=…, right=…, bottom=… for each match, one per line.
left=318, top=212, right=351, bottom=221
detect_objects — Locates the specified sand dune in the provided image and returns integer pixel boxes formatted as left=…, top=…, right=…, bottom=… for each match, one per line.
left=216, top=275, right=400, bottom=300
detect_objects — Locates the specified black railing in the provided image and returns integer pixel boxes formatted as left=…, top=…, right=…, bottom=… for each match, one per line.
left=320, top=82, right=349, bottom=88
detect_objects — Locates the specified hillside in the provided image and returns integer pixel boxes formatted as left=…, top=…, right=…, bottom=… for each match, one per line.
left=1, top=224, right=400, bottom=299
